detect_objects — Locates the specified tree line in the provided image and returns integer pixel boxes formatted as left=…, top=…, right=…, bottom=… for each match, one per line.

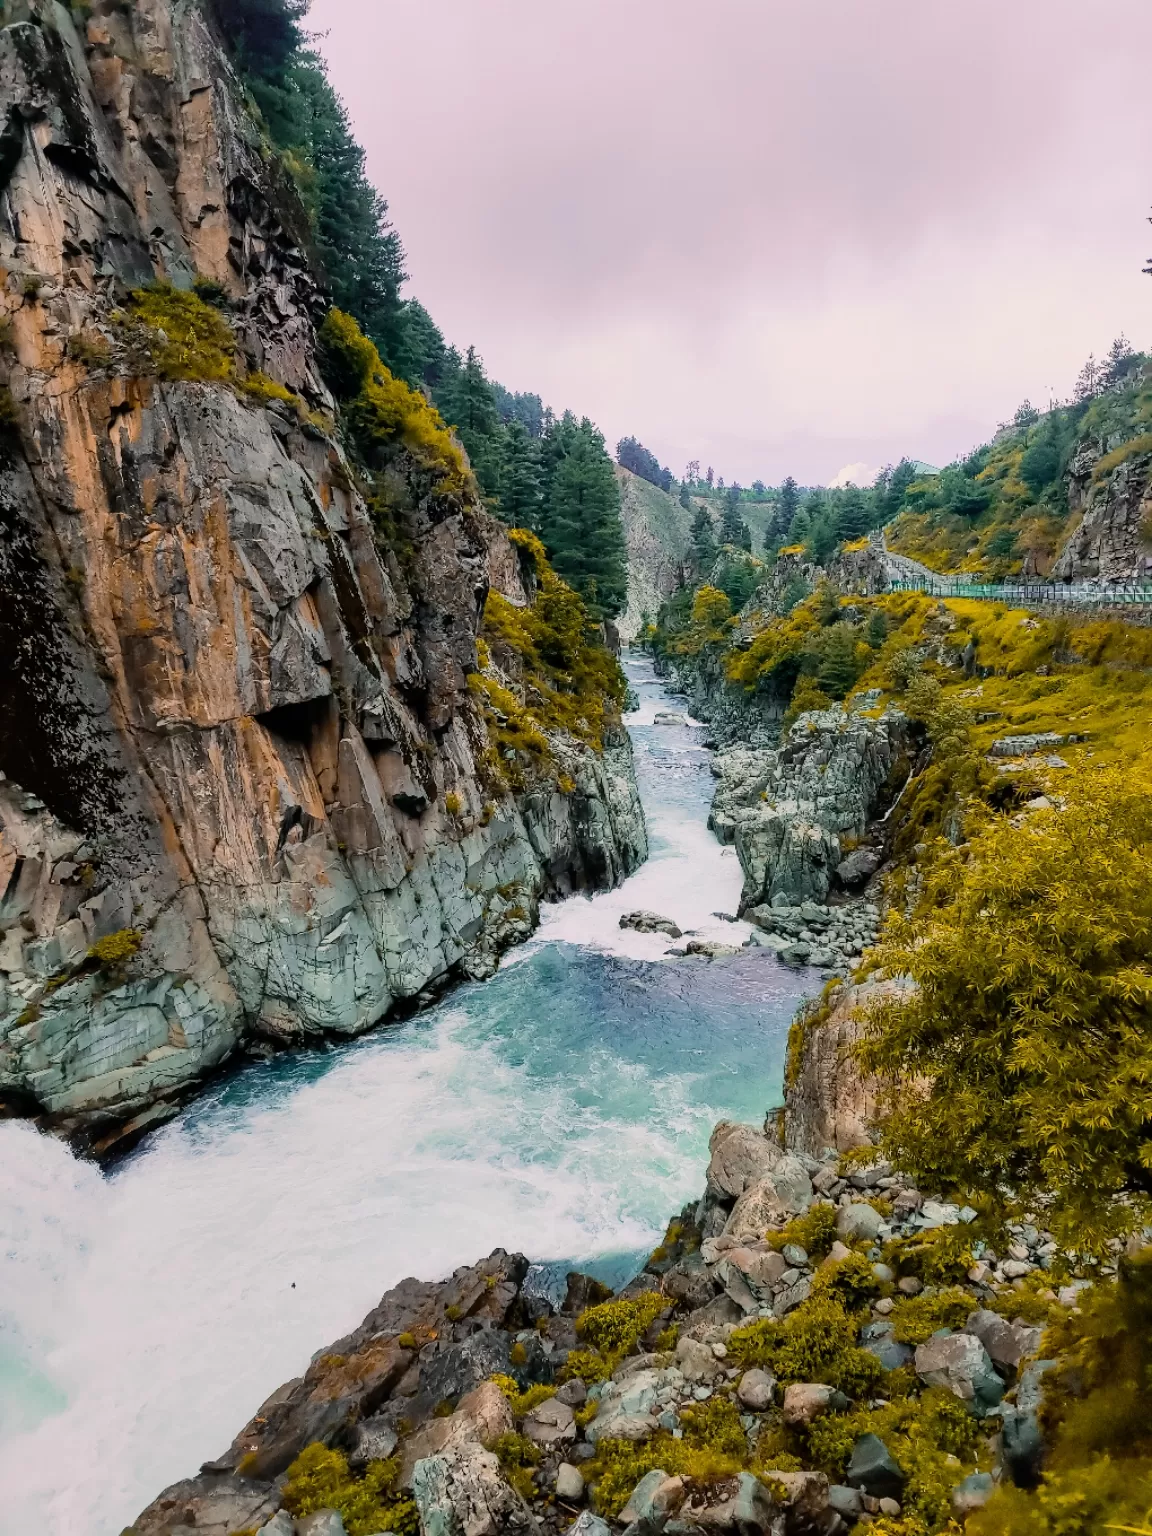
left=209, top=0, right=627, bottom=620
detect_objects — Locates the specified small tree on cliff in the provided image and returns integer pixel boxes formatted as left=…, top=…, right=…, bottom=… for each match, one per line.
left=857, top=762, right=1152, bottom=1249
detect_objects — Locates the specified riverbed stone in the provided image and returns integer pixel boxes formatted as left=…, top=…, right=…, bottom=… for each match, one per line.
left=915, top=1333, right=1003, bottom=1415
left=846, top=1433, right=906, bottom=1499
left=413, top=1442, right=540, bottom=1535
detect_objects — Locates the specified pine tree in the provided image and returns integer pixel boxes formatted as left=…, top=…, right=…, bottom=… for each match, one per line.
left=538, top=413, right=627, bottom=620
left=691, top=503, right=718, bottom=575
left=497, top=420, right=543, bottom=529
left=720, top=485, right=748, bottom=548
left=838, top=486, right=871, bottom=540
left=776, top=476, right=800, bottom=540
left=439, top=345, right=502, bottom=493
left=679, top=482, right=691, bottom=510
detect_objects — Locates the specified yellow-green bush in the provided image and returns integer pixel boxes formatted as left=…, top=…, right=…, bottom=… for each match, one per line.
left=574, top=1291, right=667, bottom=1369
left=280, top=1444, right=417, bottom=1536
left=587, top=1431, right=744, bottom=1520
left=489, top=1375, right=555, bottom=1421
left=728, top=1291, right=884, bottom=1397
left=489, top=1431, right=541, bottom=1499
left=87, top=928, right=143, bottom=968
left=767, top=1202, right=840, bottom=1259
left=887, top=1288, right=973, bottom=1346
left=123, top=285, right=237, bottom=382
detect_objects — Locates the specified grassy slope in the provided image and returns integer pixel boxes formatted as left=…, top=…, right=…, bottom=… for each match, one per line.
left=616, top=467, right=694, bottom=638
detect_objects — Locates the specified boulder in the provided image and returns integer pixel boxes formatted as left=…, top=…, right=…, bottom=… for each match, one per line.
left=567, top=1516, right=611, bottom=1536
left=620, top=911, right=683, bottom=939
left=132, top=1474, right=280, bottom=1536
left=256, top=1516, right=296, bottom=1536
left=556, top=1378, right=588, bottom=1407
left=724, top=1160, right=813, bottom=1238
left=1001, top=1360, right=1056, bottom=1487
left=782, top=1383, right=837, bottom=1425
left=835, top=848, right=882, bottom=887
left=556, top=1463, right=585, bottom=1502
left=706, top=1122, right=785, bottom=1199
left=522, top=1396, right=577, bottom=1448
left=758, top=1470, right=833, bottom=1528
left=620, top=1469, right=685, bottom=1527
left=836, top=1202, right=883, bottom=1242
left=965, top=1309, right=1031, bottom=1372
left=297, top=1514, right=347, bottom=1536
left=347, top=1412, right=399, bottom=1469
left=676, top=1336, right=724, bottom=1384
left=412, top=1442, right=540, bottom=1536
left=952, top=1472, right=995, bottom=1515
left=400, top=1380, right=515, bottom=1484
left=828, top=1485, right=864, bottom=1521
left=736, top=1368, right=776, bottom=1411
left=860, top=1320, right=913, bottom=1373
left=846, top=1433, right=906, bottom=1499
left=914, top=1333, right=1003, bottom=1415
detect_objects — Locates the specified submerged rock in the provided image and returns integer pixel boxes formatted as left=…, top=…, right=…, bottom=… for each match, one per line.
left=620, top=910, right=684, bottom=938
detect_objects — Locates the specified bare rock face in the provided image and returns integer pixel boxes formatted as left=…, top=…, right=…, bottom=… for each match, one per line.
left=1052, top=440, right=1152, bottom=582
left=709, top=708, right=907, bottom=912
left=783, top=979, right=912, bottom=1157
left=0, top=0, right=645, bottom=1148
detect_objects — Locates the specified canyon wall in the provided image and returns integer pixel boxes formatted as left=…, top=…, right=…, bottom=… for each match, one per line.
left=0, top=0, right=645, bottom=1150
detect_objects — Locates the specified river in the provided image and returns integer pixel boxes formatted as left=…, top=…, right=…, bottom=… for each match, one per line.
left=0, top=656, right=818, bottom=1535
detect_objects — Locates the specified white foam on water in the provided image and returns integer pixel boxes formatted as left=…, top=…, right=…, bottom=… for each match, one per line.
left=0, top=657, right=796, bottom=1534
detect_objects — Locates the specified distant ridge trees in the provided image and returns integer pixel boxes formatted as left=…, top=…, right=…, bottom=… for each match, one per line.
left=616, top=437, right=674, bottom=493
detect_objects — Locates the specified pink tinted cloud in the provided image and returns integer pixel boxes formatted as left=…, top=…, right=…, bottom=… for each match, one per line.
left=310, top=0, right=1152, bottom=484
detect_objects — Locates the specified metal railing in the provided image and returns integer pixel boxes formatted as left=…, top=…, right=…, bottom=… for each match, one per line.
left=886, top=576, right=1152, bottom=608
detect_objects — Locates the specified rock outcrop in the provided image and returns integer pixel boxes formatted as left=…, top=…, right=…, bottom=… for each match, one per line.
left=0, top=0, right=645, bottom=1149
left=709, top=707, right=908, bottom=912
left=615, top=466, right=692, bottom=641
left=1052, top=440, right=1152, bottom=583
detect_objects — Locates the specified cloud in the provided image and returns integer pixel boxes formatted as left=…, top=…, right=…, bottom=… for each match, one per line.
left=830, top=464, right=881, bottom=491
left=310, top=0, right=1152, bottom=486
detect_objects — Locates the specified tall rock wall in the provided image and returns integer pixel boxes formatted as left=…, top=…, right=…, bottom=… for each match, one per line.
left=616, top=465, right=693, bottom=641
left=1052, top=441, right=1152, bottom=582
left=0, top=0, right=645, bottom=1149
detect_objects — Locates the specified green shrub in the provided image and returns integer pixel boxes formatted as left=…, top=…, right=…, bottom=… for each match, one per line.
left=489, top=1432, right=540, bottom=1500
left=574, top=1291, right=667, bottom=1369
left=87, top=928, right=142, bottom=968
left=280, top=1445, right=418, bottom=1536
left=728, top=1293, right=884, bottom=1397
left=123, top=285, right=237, bottom=382
left=768, top=1203, right=840, bottom=1259
left=587, top=1433, right=743, bottom=1521
left=887, top=1288, right=973, bottom=1346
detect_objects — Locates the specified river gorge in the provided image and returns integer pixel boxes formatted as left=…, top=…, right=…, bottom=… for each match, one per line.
left=0, top=658, right=819, bottom=1536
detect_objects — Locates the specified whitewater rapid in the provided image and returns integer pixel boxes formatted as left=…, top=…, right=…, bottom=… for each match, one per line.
left=0, top=657, right=817, bottom=1535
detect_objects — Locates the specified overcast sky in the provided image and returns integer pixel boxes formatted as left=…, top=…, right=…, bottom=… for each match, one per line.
left=311, top=0, right=1152, bottom=487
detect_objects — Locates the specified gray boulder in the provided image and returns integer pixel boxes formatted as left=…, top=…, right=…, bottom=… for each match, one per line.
left=706, top=1122, right=784, bottom=1199
left=620, top=911, right=683, bottom=938
left=523, top=1396, right=577, bottom=1448
left=724, top=1159, right=813, bottom=1237
left=860, top=1320, right=913, bottom=1373
left=1002, top=1360, right=1056, bottom=1486
left=567, top=1516, right=611, bottom=1536
left=413, top=1442, right=540, bottom=1536
left=620, top=1469, right=685, bottom=1527
left=836, top=1201, right=883, bottom=1242
left=555, top=1463, right=585, bottom=1501
left=736, top=1368, right=775, bottom=1411
left=915, top=1333, right=1003, bottom=1415
left=953, top=1472, right=995, bottom=1514
left=965, top=1309, right=1031, bottom=1372
left=846, top=1433, right=906, bottom=1499
left=836, top=847, right=882, bottom=887
left=297, top=1514, right=347, bottom=1536
left=256, top=1516, right=296, bottom=1536
left=347, top=1412, right=399, bottom=1468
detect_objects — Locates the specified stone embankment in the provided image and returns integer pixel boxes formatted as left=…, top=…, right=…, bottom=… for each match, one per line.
left=0, top=0, right=645, bottom=1151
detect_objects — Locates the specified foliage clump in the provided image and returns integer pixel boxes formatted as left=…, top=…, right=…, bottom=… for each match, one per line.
left=586, top=1405, right=747, bottom=1520
left=767, top=1201, right=840, bottom=1259
left=280, top=1444, right=418, bottom=1536
left=728, top=1283, right=883, bottom=1398
left=572, top=1290, right=667, bottom=1372
left=87, top=928, right=143, bottom=968
left=887, top=1288, right=974, bottom=1346
left=320, top=309, right=467, bottom=493
left=121, top=285, right=237, bottom=382
left=857, top=761, right=1152, bottom=1248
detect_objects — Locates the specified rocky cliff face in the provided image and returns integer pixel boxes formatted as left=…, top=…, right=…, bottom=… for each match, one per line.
left=0, top=0, right=645, bottom=1149
left=1052, top=441, right=1152, bottom=582
left=708, top=707, right=908, bottom=912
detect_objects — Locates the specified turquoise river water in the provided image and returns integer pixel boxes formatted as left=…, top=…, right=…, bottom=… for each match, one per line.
left=0, top=656, right=818, bottom=1535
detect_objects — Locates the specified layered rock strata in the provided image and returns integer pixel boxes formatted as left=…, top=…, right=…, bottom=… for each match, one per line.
left=0, top=0, right=645, bottom=1147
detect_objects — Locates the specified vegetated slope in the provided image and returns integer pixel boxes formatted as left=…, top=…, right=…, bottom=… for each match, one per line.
left=615, top=466, right=694, bottom=638
left=886, top=345, right=1152, bottom=581
left=0, top=0, right=645, bottom=1152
